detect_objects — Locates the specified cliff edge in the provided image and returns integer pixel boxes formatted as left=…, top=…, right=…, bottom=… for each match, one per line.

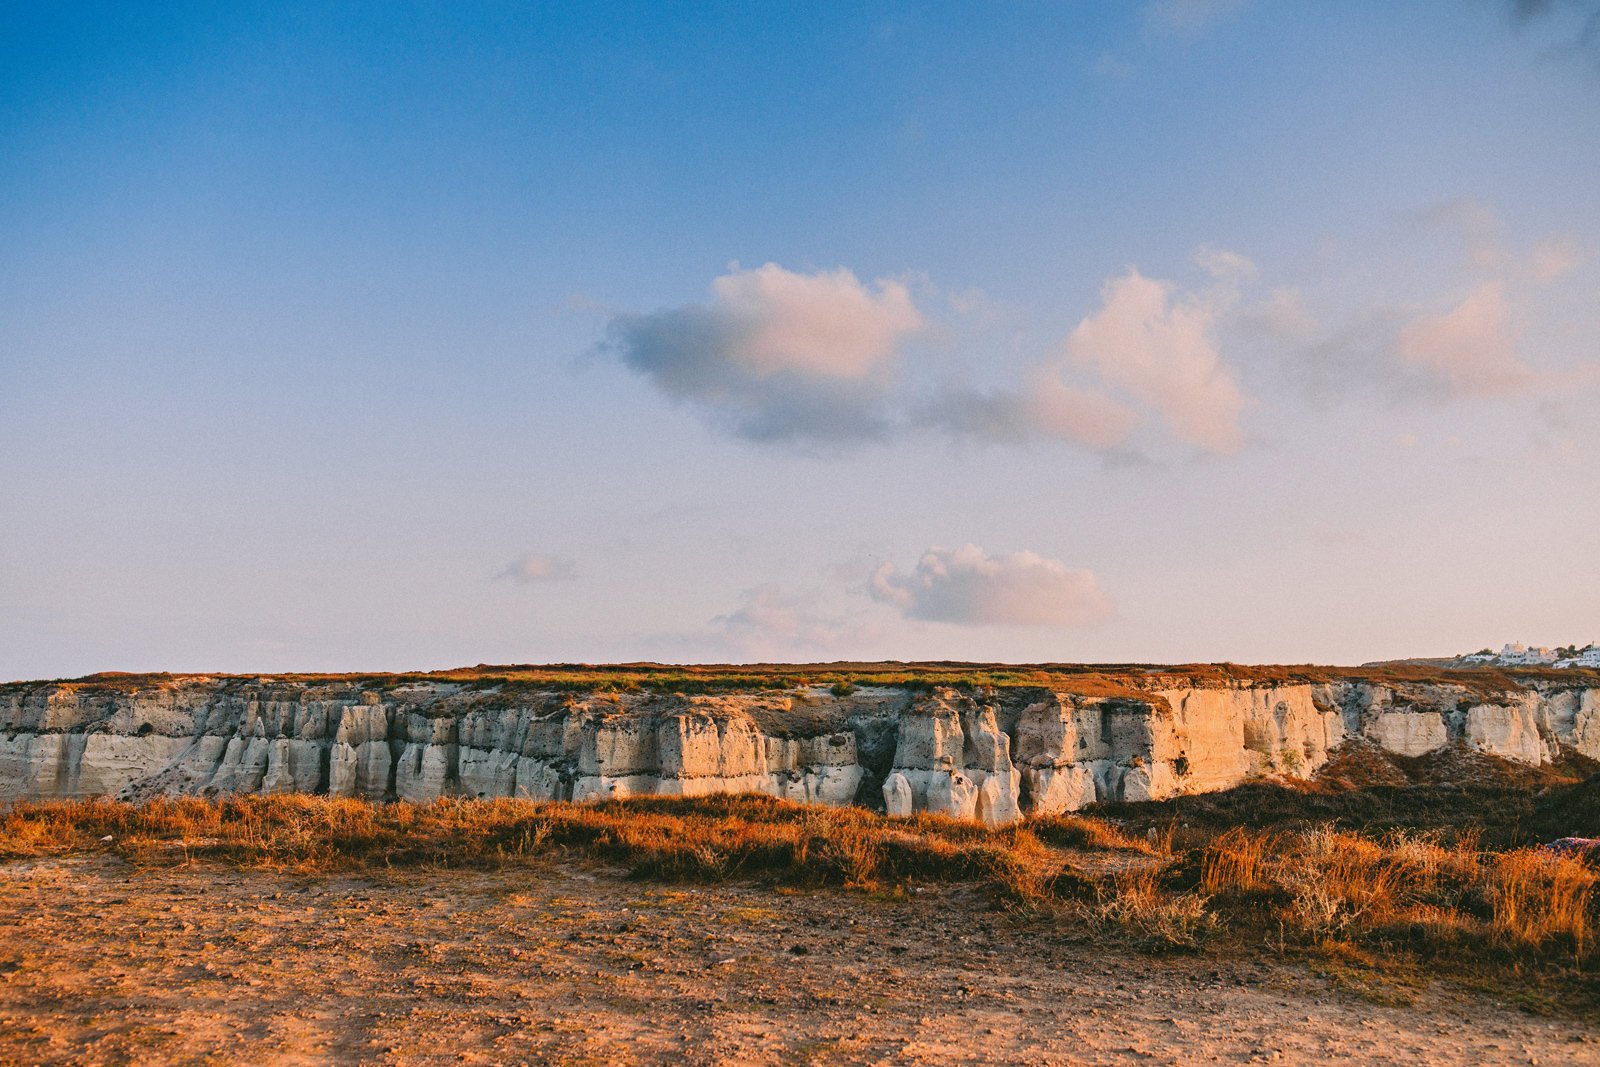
left=3, top=664, right=1597, bottom=823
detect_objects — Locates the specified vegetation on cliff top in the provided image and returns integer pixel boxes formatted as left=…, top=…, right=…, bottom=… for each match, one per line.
left=11, top=659, right=1597, bottom=700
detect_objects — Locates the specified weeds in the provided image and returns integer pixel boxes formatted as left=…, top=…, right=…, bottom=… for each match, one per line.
left=1200, top=827, right=1271, bottom=896
left=1084, top=865, right=1215, bottom=949
left=1489, top=848, right=1597, bottom=952
left=1, top=793, right=1595, bottom=979
left=1031, top=813, right=1162, bottom=855
left=1193, top=824, right=1598, bottom=963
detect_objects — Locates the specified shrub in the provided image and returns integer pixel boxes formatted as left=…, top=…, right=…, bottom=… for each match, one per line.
left=1488, top=848, right=1596, bottom=952
left=1200, top=827, right=1272, bottom=895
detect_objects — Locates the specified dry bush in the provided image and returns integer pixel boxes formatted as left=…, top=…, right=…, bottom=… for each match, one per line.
left=1200, top=827, right=1273, bottom=895
left=1276, top=828, right=1407, bottom=937
left=1488, top=848, right=1597, bottom=952
left=1083, top=864, right=1213, bottom=949
left=1379, top=903, right=1477, bottom=951
left=1031, top=813, right=1162, bottom=855
left=1190, top=823, right=1598, bottom=961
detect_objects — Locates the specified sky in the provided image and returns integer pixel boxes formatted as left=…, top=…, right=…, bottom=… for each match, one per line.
left=3, top=0, right=1599, bottom=679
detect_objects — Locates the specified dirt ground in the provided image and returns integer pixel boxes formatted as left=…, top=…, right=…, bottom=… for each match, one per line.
left=1, top=855, right=1595, bottom=1066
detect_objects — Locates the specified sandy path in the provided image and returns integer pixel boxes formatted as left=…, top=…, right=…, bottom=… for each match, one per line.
left=0, top=855, right=1593, bottom=1066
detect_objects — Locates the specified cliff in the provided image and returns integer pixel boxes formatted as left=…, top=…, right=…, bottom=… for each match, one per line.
left=3, top=667, right=1598, bottom=823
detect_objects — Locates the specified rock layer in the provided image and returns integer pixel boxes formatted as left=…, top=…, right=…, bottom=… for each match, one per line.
left=3, top=674, right=1598, bottom=823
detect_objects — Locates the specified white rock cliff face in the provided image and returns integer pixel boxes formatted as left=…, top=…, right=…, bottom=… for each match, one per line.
left=3, top=675, right=1598, bottom=823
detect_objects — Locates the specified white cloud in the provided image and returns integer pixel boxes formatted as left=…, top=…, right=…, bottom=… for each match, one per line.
left=1499, top=0, right=1600, bottom=67
left=605, top=263, right=923, bottom=442
left=1396, top=282, right=1531, bottom=396
left=704, top=264, right=922, bottom=378
left=710, top=586, right=873, bottom=660
left=1145, top=0, right=1250, bottom=34
left=1023, top=373, right=1142, bottom=449
left=870, top=544, right=1111, bottom=628
left=1408, top=198, right=1506, bottom=270
left=1194, top=245, right=1257, bottom=281
left=922, top=256, right=1251, bottom=456
left=1532, top=234, right=1586, bottom=281
left=609, top=255, right=1254, bottom=457
left=917, top=377, right=1138, bottom=452
left=1409, top=201, right=1587, bottom=284
left=496, top=553, right=578, bottom=583
left=1062, top=268, right=1247, bottom=454
left=1268, top=306, right=1419, bottom=407
left=1236, top=287, right=1319, bottom=340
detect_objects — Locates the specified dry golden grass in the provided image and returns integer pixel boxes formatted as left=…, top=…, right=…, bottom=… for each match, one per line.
left=1489, top=848, right=1597, bottom=952
left=1200, top=827, right=1272, bottom=895
left=1030, top=812, right=1164, bottom=855
left=1082, top=864, right=1216, bottom=949
left=1196, top=824, right=1598, bottom=960
left=2, top=794, right=1595, bottom=974
left=0, top=794, right=1123, bottom=908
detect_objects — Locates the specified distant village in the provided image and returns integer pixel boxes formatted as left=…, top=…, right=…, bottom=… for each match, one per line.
left=1461, top=642, right=1600, bottom=668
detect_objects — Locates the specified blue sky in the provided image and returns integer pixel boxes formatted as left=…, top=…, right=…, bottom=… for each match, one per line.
left=3, top=1, right=1598, bottom=678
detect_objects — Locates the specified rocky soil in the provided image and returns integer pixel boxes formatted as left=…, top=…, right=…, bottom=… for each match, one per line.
left=2, top=855, right=1594, bottom=1066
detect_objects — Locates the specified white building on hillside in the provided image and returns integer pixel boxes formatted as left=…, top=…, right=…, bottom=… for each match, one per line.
left=1499, top=642, right=1558, bottom=666
left=1461, top=642, right=1598, bottom=667
left=1556, top=645, right=1600, bottom=669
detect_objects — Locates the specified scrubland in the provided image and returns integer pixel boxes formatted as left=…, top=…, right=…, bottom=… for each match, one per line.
left=4, top=782, right=1597, bottom=995
left=5, top=752, right=1600, bottom=1064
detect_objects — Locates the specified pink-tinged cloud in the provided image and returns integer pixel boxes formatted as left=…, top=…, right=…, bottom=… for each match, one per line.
left=1237, top=287, right=1319, bottom=340
left=496, top=553, right=578, bottom=583
left=917, top=375, right=1138, bottom=453
left=1063, top=269, right=1247, bottom=454
left=870, top=544, right=1111, bottom=628
left=1409, top=198, right=1506, bottom=270
left=711, top=586, right=875, bottom=660
left=606, top=263, right=923, bottom=442
left=1532, top=235, right=1585, bottom=282
left=1396, top=282, right=1530, bottom=396
left=708, top=264, right=921, bottom=379
left=611, top=256, right=1257, bottom=457
left=1022, top=373, right=1141, bottom=450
